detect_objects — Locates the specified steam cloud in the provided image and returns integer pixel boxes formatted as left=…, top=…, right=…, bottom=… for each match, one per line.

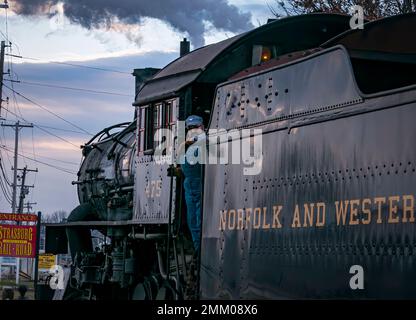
left=12, top=0, right=254, bottom=47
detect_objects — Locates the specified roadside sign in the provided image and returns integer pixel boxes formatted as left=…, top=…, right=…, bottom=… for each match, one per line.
left=38, top=253, right=57, bottom=270
left=0, top=211, right=43, bottom=297
left=0, top=224, right=37, bottom=258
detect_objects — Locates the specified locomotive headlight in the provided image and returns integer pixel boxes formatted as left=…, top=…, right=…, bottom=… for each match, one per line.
left=261, top=47, right=271, bottom=62
left=252, top=44, right=275, bottom=65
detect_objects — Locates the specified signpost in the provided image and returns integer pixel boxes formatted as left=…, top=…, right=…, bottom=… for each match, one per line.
left=34, top=212, right=41, bottom=300
left=0, top=212, right=41, bottom=296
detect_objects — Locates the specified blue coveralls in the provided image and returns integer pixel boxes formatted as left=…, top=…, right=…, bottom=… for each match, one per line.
left=181, top=147, right=202, bottom=252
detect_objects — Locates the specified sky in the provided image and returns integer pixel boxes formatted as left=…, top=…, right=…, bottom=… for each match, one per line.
left=0, top=0, right=275, bottom=216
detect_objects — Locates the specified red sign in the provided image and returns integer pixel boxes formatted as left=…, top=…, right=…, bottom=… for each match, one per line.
left=0, top=213, right=38, bottom=222
left=0, top=224, right=37, bottom=258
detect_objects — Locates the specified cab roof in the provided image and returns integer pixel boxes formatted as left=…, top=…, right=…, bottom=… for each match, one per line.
left=134, top=13, right=352, bottom=106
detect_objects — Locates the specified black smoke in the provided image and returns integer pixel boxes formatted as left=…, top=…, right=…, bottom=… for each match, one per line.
left=12, top=0, right=254, bottom=47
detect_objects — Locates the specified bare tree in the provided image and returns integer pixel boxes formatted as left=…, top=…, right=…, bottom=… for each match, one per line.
left=271, top=0, right=416, bottom=20
left=42, top=210, right=68, bottom=223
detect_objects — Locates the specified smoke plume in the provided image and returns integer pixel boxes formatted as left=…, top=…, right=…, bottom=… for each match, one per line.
left=12, top=0, right=254, bottom=47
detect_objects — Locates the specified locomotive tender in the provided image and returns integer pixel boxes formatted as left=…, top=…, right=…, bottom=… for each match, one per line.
left=44, top=13, right=416, bottom=299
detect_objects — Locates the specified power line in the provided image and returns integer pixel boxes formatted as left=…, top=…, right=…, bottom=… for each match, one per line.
left=7, top=44, right=25, bottom=120
left=5, top=53, right=132, bottom=75
left=0, top=2, right=16, bottom=206
left=0, top=29, right=7, bottom=42
left=0, top=175, right=12, bottom=204
left=0, top=40, right=9, bottom=114
left=3, top=2, right=39, bottom=212
left=29, top=127, right=37, bottom=203
left=4, top=0, right=9, bottom=44
left=3, top=82, right=93, bottom=136
left=0, top=160, right=12, bottom=187
left=0, top=177, right=12, bottom=197
left=6, top=62, right=91, bottom=140
left=2, top=130, right=80, bottom=166
left=0, top=159, right=11, bottom=186
left=0, top=177, right=12, bottom=200
left=35, top=123, right=80, bottom=149
left=1, top=105, right=81, bottom=149
left=2, top=146, right=80, bottom=166
left=1, top=1, right=36, bottom=219
left=36, top=124, right=89, bottom=135
left=0, top=31, right=21, bottom=57
left=0, top=125, right=13, bottom=168
left=11, top=80, right=131, bottom=97
left=0, top=145, right=77, bottom=175
left=32, top=154, right=79, bottom=166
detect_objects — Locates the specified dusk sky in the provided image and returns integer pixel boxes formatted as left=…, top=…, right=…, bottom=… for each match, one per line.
left=0, top=0, right=274, bottom=216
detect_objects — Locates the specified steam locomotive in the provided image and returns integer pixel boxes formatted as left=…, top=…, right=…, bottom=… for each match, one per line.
left=44, top=13, right=416, bottom=300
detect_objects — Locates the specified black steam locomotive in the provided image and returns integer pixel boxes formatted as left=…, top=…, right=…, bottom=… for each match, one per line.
left=45, top=13, right=416, bottom=299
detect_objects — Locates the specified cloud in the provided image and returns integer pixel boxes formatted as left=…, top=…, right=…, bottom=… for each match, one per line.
left=12, top=0, right=254, bottom=48
left=32, top=139, right=85, bottom=152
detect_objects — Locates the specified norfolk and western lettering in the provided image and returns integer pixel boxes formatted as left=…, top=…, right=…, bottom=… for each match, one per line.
left=219, top=194, right=415, bottom=231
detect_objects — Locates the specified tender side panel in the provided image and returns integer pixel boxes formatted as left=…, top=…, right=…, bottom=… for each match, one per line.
left=201, top=47, right=416, bottom=299
left=202, top=99, right=416, bottom=299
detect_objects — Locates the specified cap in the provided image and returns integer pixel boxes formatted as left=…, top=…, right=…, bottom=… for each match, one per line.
left=185, top=115, right=203, bottom=129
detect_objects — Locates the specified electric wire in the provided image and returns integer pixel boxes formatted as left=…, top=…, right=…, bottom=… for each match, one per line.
left=4, top=1, right=9, bottom=43
left=3, top=82, right=93, bottom=136
left=0, top=5, right=14, bottom=207
left=0, top=145, right=77, bottom=175
left=0, top=176, right=12, bottom=204
left=3, top=83, right=93, bottom=136
left=1, top=3, right=38, bottom=209
left=13, top=80, right=131, bottom=97
left=0, top=160, right=11, bottom=186
left=6, top=41, right=38, bottom=208
left=4, top=146, right=80, bottom=166
left=0, top=180, right=11, bottom=200
left=0, top=29, right=7, bottom=42
left=0, top=125, right=13, bottom=168
left=1, top=105, right=82, bottom=149
left=29, top=127, right=38, bottom=204
left=36, top=124, right=89, bottom=135
left=5, top=53, right=131, bottom=75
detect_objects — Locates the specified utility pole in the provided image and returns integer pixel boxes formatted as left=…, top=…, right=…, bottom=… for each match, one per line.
left=1, top=121, right=34, bottom=213
left=0, top=40, right=10, bottom=119
left=0, top=41, right=5, bottom=117
left=16, top=165, right=36, bottom=286
left=17, top=167, right=27, bottom=213
left=1, top=1, right=11, bottom=118
left=17, top=166, right=38, bottom=213
left=0, top=0, right=8, bottom=116
left=24, top=202, right=37, bottom=214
